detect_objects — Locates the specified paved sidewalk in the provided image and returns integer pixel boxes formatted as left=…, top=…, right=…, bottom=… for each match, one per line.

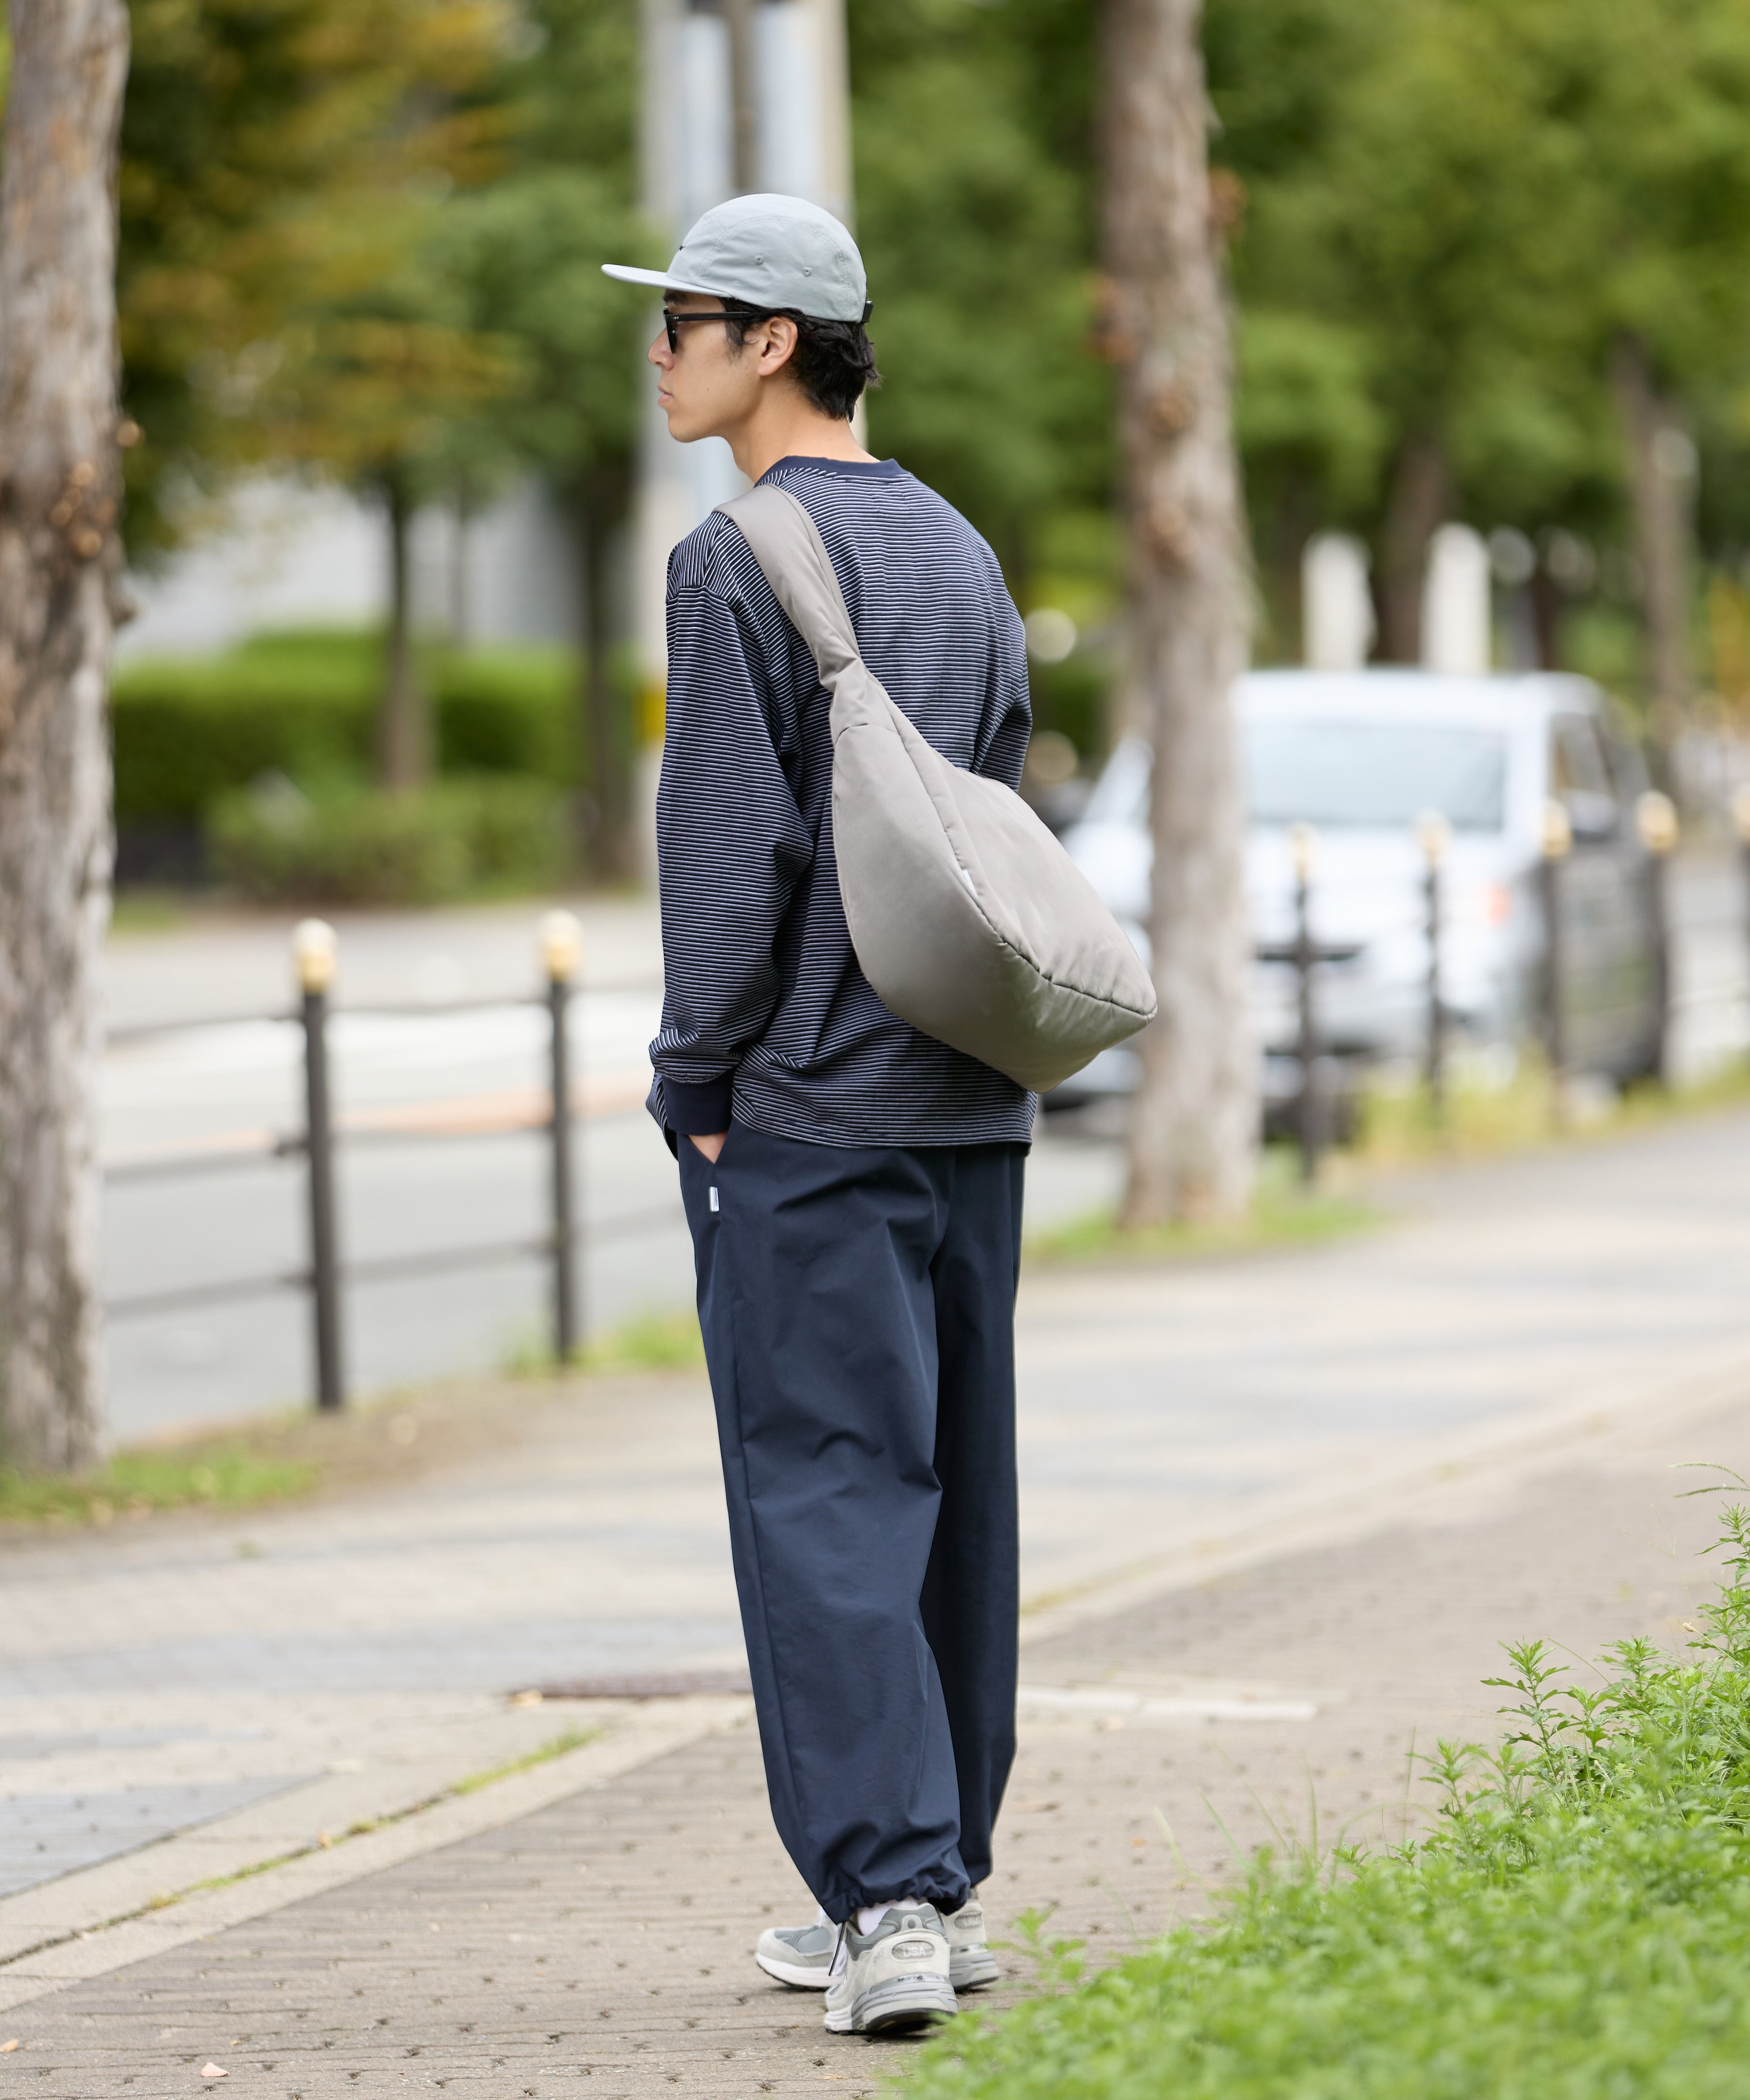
left=6, top=1107, right=1750, bottom=2089
left=4, top=1377, right=1736, bottom=2096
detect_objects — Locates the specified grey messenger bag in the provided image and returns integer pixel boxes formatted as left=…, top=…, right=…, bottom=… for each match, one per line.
left=716, top=484, right=1157, bottom=1094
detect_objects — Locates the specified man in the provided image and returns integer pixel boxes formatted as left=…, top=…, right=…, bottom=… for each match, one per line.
left=603, top=194, right=1033, bottom=2037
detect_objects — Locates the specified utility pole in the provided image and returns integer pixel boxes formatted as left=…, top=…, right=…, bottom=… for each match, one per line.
left=630, top=0, right=853, bottom=874
left=724, top=0, right=760, bottom=195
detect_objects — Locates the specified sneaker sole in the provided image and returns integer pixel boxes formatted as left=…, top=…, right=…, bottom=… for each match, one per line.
left=826, top=1974, right=958, bottom=2036
left=949, top=1948, right=999, bottom=1991
left=756, top=1951, right=831, bottom=1991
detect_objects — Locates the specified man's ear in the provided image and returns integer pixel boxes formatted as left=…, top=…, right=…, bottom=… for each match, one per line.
left=758, top=315, right=800, bottom=378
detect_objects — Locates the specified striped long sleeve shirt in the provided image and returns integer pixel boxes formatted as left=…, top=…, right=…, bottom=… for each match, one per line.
left=647, top=454, right=1037, bottom=1150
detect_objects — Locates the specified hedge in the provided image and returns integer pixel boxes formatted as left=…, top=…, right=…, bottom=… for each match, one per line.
left=111, top=630, right=580, bottom=823
left=207, top=774, right=574, bottom=906
left=111, top=626, right=1113, bottom=831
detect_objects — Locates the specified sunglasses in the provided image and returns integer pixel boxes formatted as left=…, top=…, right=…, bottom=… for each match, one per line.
left=662, top=308, right=744, bottom=354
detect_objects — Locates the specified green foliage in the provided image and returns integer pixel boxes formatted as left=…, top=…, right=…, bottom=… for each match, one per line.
left=1205, top=0, right=1750, bottom=644
left=895, top=1494, right=1750, bottom=2100
left=208, top=773, right=572, bottom=905
left=112, top=632, right=579, bottom=823
left=119, top=0, right=519, bottom=549
left=435, top=0, right=649, bottom=495
left=1027, top=653, right=1111, bottom=767
left=849, top=0, right=1110, bottom=578
left=433, top=165, right=654, bottom=497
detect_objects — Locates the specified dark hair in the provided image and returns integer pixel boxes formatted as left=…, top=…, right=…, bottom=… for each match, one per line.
left=721, top=299, right=880, bottom=421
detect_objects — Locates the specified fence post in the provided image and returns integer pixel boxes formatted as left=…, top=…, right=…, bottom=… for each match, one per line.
left=1539, top=798, right=1572, bottom=1120
left=1417, top=809, right=1451, bottom=1118
left=541, top=911, right=583, bottom=1365
left=1635, top=789, right=1678, bottom=1086
left=293, top=920, right=344, bottom=1412
left=1290, top=822, right=1322, bottom=1183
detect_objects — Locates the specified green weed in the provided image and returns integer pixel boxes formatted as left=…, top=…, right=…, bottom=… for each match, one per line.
left=894, top=1480, right=1750, bottom=2100
left=452, top=1727, right=598, bottom=1795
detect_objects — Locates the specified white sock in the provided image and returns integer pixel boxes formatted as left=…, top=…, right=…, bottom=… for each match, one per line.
left=855, top=1902, right=897, bottom=1936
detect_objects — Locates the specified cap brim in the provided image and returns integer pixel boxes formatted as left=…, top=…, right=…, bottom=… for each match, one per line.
left=601, top=263, right=727, bottom=298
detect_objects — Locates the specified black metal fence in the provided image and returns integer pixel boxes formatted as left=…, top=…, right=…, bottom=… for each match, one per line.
left=104, top=912, right=670, bottom=1412
left=106, top=795, right=1750, bottom=1367
left=1274, top=789, right=1700, bottom=1179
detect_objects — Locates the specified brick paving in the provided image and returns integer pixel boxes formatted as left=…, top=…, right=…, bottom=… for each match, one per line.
left=5, top=1391, right=1731, bottom=2099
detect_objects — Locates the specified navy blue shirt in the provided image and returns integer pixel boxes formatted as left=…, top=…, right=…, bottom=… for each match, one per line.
left=648, top=454, right=1037, bottom=1149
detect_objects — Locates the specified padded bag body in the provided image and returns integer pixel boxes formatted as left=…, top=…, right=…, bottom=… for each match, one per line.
left=716, top=484, right=1156, bottom=1093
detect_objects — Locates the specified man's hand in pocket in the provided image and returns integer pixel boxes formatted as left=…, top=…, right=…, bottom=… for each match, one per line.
left=689, top=1131, right=729, bottom=1164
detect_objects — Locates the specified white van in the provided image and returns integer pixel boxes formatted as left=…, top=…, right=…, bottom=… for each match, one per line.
left=1056, top=669, right=1663, bottom=1112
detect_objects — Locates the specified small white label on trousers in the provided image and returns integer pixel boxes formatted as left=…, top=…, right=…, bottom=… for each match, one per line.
left=709, top=1187, right=719, bottom=1213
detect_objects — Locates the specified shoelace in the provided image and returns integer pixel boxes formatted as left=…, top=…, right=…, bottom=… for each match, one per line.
left=828, top=1920, right=850, bottom=1979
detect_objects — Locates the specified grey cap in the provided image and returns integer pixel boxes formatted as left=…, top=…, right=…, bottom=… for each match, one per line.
left=603, top=193, right=867, bottom=323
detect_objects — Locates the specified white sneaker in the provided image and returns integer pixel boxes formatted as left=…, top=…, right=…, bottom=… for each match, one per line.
left=942, top=1895, right=999, bottom=1990
left=755, top=1918, right=836, bottom=1989
left=756, top=1897, right=996, bottom=1993
left=822, top=1903, right=957, bottom=2035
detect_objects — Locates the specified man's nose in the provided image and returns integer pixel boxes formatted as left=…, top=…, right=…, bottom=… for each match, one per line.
left=648, top=332, right=670, bottom=368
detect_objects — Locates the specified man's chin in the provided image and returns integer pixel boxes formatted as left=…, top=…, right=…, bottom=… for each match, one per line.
left=663, top=410, right=711, bottom=445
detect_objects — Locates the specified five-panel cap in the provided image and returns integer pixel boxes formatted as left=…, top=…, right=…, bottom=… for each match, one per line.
left=603, top=193, right=867, bottom=323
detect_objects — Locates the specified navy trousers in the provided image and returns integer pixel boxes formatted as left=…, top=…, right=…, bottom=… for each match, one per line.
left=678, top=1122, right=1024, bottom=1922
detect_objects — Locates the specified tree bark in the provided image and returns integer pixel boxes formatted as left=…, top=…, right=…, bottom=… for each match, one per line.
left=0, top=0, right=130, bottom=1474
left=1612, top=331, right=1695, bottom=720
left=1376, top=433, right=1446, bottom=664
left=377, top=469, right=431, bottom=790
left=1104, top=0, right=1257, bottom=1227
left=573, top=460, right=637, bottom=880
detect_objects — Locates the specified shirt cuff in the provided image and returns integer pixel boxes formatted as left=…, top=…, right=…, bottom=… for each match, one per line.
left=662, top=1073, right=734, bottom=1134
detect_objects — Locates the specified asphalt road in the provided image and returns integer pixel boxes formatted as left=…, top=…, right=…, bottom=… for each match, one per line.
left=100, top=857, right=1748, bottom=1442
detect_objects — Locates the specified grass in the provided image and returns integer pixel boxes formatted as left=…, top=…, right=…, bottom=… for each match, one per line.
left=5, top=1311, right=711, bottom=1531
left=582, top=1307, right=706, bottom=1372
left=502, top=1306, right=707, bottom=1379
left=892, top=1481, right=1750, bottom=2100
left=0, top=1442, right=320, bottom=1524
left=1353, top=1047, right=1750, bottom=1170
left=165, top=1726, right=599, bottom=1896
left=108, top=890, right=189, bottom=936
left=1026, top=1144, right=1380, bottom=1265
left=60, top=1725, right=602, bottom=1945
left=451, top=1727, right=597, bottom=1795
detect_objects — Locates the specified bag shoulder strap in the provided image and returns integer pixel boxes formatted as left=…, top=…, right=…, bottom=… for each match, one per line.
left=714, top=485, right=861, bottom=687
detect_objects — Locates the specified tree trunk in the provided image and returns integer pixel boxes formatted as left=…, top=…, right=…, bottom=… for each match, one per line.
left=1529, top=561, right=1562, bottom=672
left=1612, top=331, right=1695, bottom=722
left=449, top=478, right=473, bottom=649
left=1105, top=0, right=1257, bottom=1227
left=574, top=461, right=637, bottom=880
left=0, top=0, right=130, bottom=1474
left=377, top=469, right=430, bottom=790
left=1376, top=433, right=1446, bottom=663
